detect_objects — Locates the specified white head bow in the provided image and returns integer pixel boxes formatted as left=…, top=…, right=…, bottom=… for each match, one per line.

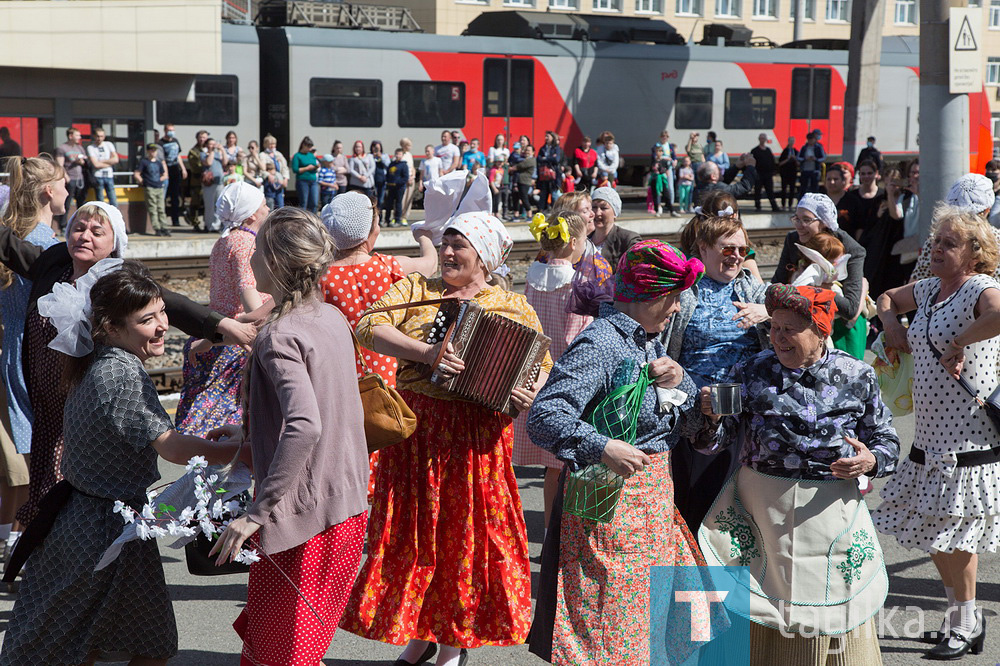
left=37, top=257, right=124, bottom=357
left=792, top=243, right=850, bottom=286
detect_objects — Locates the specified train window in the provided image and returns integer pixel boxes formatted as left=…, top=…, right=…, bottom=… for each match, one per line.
left=483, top=59, right=534, bottom=118
left=310, top=78, right=382, bottom=127
left=790, top=68, right=831, bottom=120
left=673, top=88, right=713, bottom=129
left=156, top=75, right=238, bottom=126
left=398, top=81, right=466, bottom=128
left=723, top=88, right=776, bottom=129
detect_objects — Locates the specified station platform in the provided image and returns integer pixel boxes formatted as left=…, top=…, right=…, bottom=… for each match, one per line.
left=121, top=207, right=794, bottom=260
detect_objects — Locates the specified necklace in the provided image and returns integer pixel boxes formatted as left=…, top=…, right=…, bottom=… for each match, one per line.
left=236, top=225, right=257, bottom=236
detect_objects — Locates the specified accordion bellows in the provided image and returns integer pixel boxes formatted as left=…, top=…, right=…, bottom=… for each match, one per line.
left=427, top=300, right=550, bottom=417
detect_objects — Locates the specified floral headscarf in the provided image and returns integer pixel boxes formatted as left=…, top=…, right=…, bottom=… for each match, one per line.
left=764, top=284, right=838, bottom=336
left=614, top=240, right=704, bottom=302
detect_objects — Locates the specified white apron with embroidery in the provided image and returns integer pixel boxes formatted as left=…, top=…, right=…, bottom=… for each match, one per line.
left=698, top=466, right=888, bottom=635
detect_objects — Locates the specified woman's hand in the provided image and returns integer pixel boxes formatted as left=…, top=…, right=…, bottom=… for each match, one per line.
left=423, top=341, right=465, bottom=378
left=217, top=318, right=258, bottom=352
left=187, top=338, right=214, bottom=364
left=699, top=386, right=721, bottom=423
left=648, top=356, right=684, bottom=389
left=206, top=424, right=243, bottom=443
left=733, top=302, right=768, bottom=329
left=830, top=437, right=876, bottom=479
left=209, top=515, right=261, bottom=566
left=510, top=380, right=541, bottom=414
left=601, top=439, right=652, bottom=479
left=881, top=319, right=911, bottom=354
left=939, top=341, right=966, bottom=379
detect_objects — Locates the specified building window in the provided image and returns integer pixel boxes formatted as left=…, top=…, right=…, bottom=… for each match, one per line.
left=753, top=0, right=778, bottom=18
left=483, top=59, right=534, bottom=117
left=991, top=0, right=1000, bottom=27
left=593, top=0, right=622, bottom=10
left=894, top=0, right=916, bottom=23
left=969, top=0, right=980, bottom=7
left=791, top=67, right=832, bottom=119
left=398, top=81, right=465, bottom=128
left=550, top=0, right=577, bottom=9
left=716, top=0, right=741, bottom=16
left=826, top=0, right=849, bottom=21
left=636, top=0, right=663, bottom=11
left=724, top=89, right=776, bottom=128
left=676, top=0, right=703, bottom=13
left=156, top=75, right=238, bottom=126
left=988, top=57, right=1000, bottom=85
left=309, top=78, right=382, bottom=127
left=790, top=0, right=815, bottom=20
left=674, top=87, right=713, bottom=129
left=503, top=0, right=534, bottom=7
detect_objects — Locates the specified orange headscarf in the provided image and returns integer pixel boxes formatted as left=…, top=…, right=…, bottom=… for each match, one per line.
left=765, top=284, right=838, bottom=336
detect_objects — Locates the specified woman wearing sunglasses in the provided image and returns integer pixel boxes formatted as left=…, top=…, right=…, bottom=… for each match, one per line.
left=772, top=193, right=868, bottom=359
left=661, top=209, right=769, bottom=533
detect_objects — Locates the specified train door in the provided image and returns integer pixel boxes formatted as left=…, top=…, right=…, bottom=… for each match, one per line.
left=789, top=67, right=832, bottom=147
left=482, top=58, right=534, bottom=150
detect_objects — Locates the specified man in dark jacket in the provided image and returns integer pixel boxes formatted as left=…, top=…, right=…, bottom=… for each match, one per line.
left=855, top=136, right=883, bottom=173
left=750, top=133, right=779, bottom=212
left=692, top=154, right=757, bottom=207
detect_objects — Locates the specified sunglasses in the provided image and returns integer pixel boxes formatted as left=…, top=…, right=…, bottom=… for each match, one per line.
left=719, top=245, right=750, bottom=258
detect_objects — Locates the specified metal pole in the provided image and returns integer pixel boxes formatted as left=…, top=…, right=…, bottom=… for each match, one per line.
left=919, top=0, right=969, bottom=242
left=793, top=0, right=805, bottom=42
left=843, top=0, right=884, bottom=166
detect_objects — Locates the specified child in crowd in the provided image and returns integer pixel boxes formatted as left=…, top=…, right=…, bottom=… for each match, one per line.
left=650, top=145, right=675, bottom=217
left=222, top=162, right=241, bottom=187
left=513, top=211, right=594, bottom=529
left=513, top=144, right=537, bottom=219
left=383, top=148, right=409, bottom=227
left=133, top=142, right=169, bottom=236
left=561, top=165, right=575, bottom=196
left=677, top=155, right=694, bottom=214
left=420, top=144, right=442, bottom=190
left=318, top=153, right=338, bottom=208
left=263, top=160, right=285, bottom=209
left=489, top=159, right=507, bottom=217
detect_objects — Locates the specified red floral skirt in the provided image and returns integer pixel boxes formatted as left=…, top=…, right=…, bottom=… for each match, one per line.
left=339, top=390, right=532, bottom=648
left=234, top=512, right=367, bottom=665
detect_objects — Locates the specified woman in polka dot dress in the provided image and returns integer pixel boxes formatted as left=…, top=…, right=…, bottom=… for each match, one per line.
left=210, top=208, right=371, bottom=666
left=175, top=183, right=270, bottom=438
left=874, top=208, right=1000, bottom=659
left=318, top=192, right=437, bottom=498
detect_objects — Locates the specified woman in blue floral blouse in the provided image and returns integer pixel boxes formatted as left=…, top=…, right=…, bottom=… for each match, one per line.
left=663, top=210, right=767, bottom=533
left=696, top=283, right=900, bottom=665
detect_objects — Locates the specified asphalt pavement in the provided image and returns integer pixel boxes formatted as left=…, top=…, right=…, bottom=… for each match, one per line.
left=0, top=407, right=997, bottom=664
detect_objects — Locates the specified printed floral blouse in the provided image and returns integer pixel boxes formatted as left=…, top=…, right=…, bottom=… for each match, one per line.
left=528, top=303, right=704, bottom=471
left=356, top=273, right=553, bottom=402
left=703, top=349, right=900, bottom=480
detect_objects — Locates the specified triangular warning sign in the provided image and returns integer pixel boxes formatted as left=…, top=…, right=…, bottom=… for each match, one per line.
left=955, top=15, right=978, bottom=51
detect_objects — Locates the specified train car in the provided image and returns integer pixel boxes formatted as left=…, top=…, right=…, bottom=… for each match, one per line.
left=159, top=22, right=991, bottom=183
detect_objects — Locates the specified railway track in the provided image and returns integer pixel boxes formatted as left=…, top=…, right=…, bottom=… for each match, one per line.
left=146, top=227, right=788, bottom=394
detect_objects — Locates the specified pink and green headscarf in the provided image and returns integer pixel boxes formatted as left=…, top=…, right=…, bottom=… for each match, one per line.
left=614, top=240, right=705, bottom=302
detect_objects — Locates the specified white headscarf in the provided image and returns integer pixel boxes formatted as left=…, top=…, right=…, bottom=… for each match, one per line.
left=67, top=202, right=128, bottom=257
left=413, top=170, right=492, bottom=243
left=946, top=173, right=996, bottom=214
left=215, top=182, right=265, bottom=237
left=445, top=212, right=512, bottom=273
left=37, top=257, right=124, bottom=357
left=796, top=192, right=839, bottom=232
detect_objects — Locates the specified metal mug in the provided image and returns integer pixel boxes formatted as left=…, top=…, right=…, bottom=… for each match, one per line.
left=709, top=383, right=742, bottom=416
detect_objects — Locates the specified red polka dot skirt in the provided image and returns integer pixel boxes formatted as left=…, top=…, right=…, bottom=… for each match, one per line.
left=234, top=512, right=367, bottom=665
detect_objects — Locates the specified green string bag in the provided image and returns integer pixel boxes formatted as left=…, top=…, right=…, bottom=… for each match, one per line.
left=564, top=363, right=655, bottom=523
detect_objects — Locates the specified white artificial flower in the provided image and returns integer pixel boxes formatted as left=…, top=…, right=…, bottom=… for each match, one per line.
left=113, top=500, right=126, bottom=515
left=140, top=504, right=155, bottom=520
left=178, top=506, right=196, bottom=523
left=234, top=549, right=261, bottom=564
left=199, top=517, right=217, bottom=536
left=120, top=507, right=136, bottom=524
left=207, top=474, right=219, bottom=485
left=210, top=499, right=225, bottom=519
left=135, top=522, right=152, bottom=541
left=149, top=525, right=168, bottom=538
left=185, top=456, right=208, bottom=472
left=224, top=500, right=242, bottom=515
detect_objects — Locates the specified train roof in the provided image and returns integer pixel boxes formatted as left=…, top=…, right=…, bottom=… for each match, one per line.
left=223, top=22, right=920, bottom=67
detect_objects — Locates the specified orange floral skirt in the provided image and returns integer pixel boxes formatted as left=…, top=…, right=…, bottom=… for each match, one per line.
left=339, top=390, right=532, bottom=648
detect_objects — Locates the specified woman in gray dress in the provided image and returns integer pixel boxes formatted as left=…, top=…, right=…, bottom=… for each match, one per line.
left=0, top=261, right=239, bottom=666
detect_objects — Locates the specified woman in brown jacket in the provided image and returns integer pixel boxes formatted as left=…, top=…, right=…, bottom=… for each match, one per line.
left=211, top=206, right=370, bottom=666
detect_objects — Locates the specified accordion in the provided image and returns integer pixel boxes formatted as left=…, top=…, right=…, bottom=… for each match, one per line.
left=426, top=300, right=550, bottom=417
